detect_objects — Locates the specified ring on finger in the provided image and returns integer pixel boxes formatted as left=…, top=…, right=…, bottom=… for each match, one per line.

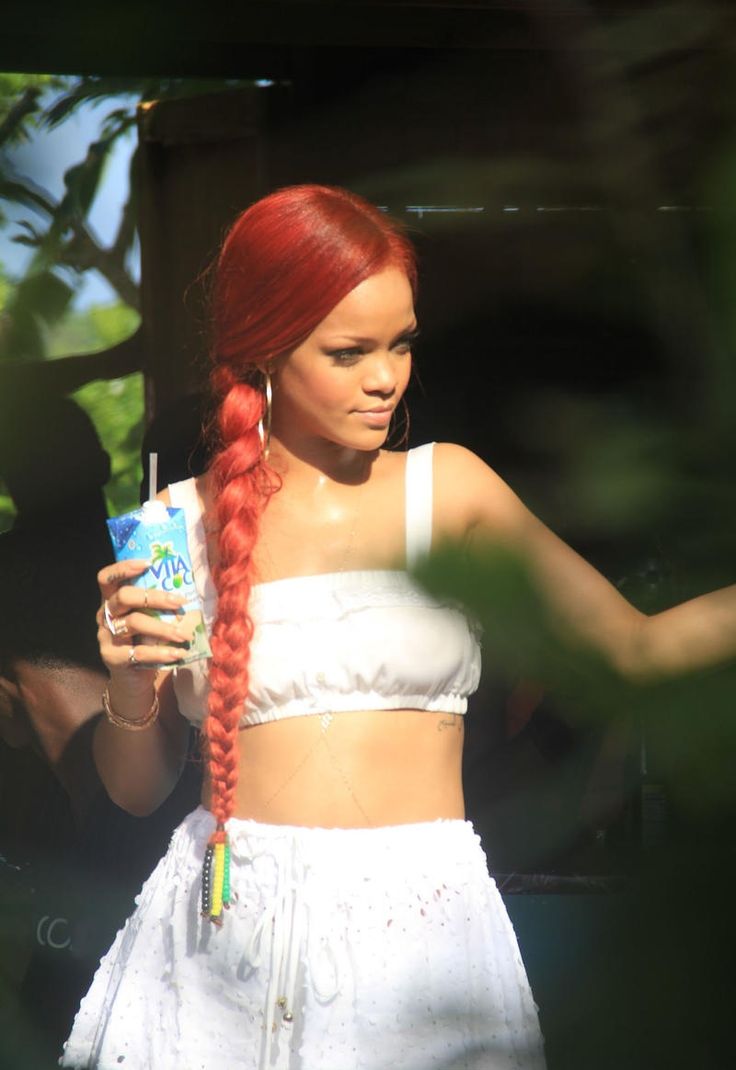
left=103, top=600, right=116, bottom=634
left=128, top=646, right=139, bottom=667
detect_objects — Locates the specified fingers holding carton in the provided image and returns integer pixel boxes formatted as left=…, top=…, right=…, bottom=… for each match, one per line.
left=99, top=501, right=212, bottom=677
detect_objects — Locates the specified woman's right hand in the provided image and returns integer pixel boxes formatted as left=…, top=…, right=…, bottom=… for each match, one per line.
left=93, top=560, right=193, bottom=812
left=96, top=558, right=190, bottom=683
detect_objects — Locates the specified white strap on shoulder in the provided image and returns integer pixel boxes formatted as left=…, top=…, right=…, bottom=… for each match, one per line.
left=404, top=442, right=435, bottom=569
left=167, top=476, right=199, bottom=516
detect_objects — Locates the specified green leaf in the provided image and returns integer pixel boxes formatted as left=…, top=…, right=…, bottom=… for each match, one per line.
left=0, top=271, right=10, bottom=312
left=0, top=169, right=56, bottom=217
left=0, top=73, right=65, bottom=138
left=0, top=87, right=43, bottom=147
left=43, top=300, right=140, bottom=359
left=87, top=303, right=140, bottom=348
left=0, top=269, right=75, bottom=362
left=42, top=76, right=146, bottom=128
left=71, top=369, right=144, bottom=518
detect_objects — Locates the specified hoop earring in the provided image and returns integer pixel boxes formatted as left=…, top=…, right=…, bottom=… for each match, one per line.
left=388, top=396, right=410, bottom=450
left=257, top=368, right=272, bottom=459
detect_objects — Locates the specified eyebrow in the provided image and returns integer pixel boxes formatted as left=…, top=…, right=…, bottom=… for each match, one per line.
left=324, top=323, right=419, bottom=347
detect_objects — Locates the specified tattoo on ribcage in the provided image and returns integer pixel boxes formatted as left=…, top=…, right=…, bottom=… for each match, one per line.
left=437, top=716, right=460, bottom=732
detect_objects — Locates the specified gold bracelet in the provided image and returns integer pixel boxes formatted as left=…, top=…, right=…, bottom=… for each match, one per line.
left=102, top=684, right=160, bottom=731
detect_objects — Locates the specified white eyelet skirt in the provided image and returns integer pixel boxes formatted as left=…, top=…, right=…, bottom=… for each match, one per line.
left=60, top=808, right=546, bottom=1070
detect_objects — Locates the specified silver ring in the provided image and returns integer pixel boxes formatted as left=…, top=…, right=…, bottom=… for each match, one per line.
left=128, top=646, right=139, bottom=667
left=103, top=600, right=116, bottom=634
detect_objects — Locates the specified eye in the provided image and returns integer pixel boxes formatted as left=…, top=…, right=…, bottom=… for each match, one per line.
left=393, top=329, right=419, bottom=355
left=326, top=347, right=363, bottom=365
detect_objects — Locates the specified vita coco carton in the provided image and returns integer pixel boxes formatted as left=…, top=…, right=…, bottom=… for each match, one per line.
left=106, top=499, right=212, bottom=665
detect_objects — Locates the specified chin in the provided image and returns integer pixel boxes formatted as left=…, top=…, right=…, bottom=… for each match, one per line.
left=354, top=427, right=392, bottom=451
left=322, top=423, right=388, bottom=451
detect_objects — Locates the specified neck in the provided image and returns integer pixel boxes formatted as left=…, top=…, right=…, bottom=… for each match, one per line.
left=267, top=434, right=376, bottom=488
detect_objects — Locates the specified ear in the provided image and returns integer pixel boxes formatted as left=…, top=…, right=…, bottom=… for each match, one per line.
left=266, top=354, right=286, bottom=378
left=0, top=673, right=21, bottom=707
left=0, top=674, right=33, bottom=749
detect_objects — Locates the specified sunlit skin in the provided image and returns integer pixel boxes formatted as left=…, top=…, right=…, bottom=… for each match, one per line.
left=268, top=267, right=415, bottom=466
left=204, top=267, right=468, bottom=827
left=94, top=268, right=736, bottom=823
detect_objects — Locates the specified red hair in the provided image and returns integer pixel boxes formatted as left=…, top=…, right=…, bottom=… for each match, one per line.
left=205, top=185, right=417, bottom=846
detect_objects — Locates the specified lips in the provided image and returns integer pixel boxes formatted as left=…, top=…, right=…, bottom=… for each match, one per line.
left=353, top=406, right=393, bottom=429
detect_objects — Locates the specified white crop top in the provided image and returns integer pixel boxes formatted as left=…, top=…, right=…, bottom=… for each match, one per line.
left=170, top=443, right=481, bottom=728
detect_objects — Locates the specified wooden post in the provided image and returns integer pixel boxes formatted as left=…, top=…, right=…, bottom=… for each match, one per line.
left=137, top=88, right=274, bottom=416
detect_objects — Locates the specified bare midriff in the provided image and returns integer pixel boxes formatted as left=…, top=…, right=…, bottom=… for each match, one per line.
left=200, top=708, right=465, bottom=828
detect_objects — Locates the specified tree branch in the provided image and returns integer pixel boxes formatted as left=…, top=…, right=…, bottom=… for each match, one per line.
left=0, top=328, right=143, bottom=397
left=60, top=222, right=140, bottom=310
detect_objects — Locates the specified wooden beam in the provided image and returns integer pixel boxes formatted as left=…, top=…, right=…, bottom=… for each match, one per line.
left=2, top=2, right=733, bottom=77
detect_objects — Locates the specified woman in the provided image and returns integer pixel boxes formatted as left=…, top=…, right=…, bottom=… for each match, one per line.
left=61, top=185, right=735, bottom=1070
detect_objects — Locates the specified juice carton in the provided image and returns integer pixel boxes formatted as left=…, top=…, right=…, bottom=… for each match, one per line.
left=106, top=499, right=211, bottom=666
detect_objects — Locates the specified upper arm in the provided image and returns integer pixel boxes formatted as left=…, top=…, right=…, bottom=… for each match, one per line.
left=432, top=443, right=530, bottom=543
left=433, top=443, right=645, bottom=670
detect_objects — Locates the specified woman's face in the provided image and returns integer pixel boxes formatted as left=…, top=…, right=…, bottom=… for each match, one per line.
left=271, top=267, right=416, bottom=453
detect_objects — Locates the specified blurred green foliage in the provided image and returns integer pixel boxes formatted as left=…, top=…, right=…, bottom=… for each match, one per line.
left=419, top=539, right=736, bottom=824
left=0, top=263, right=9, bottom=311
left=47, top=300, right=139, bottom=357
left=0, top=73, right=249, bottom=523
left=0, top=74, right=138, bottom=358
left=0, top=74, right=238, bottom=526
left=72, top=371, right=143, bottom=517
left=0, top=300, right=143, bottom=531
left=0, top=73, right=65, bottom=154
left=0, top=72, right=252, bottom=363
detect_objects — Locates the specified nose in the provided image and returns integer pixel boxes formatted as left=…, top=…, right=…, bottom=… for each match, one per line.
left=362, top=350, right=400, bottom=397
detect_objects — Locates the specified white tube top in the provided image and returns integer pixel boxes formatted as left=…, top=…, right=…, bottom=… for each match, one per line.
left=169, top=445, right=481, bottom=728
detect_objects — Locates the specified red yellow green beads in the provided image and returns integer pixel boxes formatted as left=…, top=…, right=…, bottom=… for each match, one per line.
left=201, top=824, right=231, bottom=924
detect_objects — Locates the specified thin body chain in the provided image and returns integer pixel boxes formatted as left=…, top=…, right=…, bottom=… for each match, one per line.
left=260, top=713, right=373, bottom=827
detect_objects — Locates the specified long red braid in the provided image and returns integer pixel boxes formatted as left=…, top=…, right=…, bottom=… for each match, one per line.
left=201, top=185, right=417, bottom=921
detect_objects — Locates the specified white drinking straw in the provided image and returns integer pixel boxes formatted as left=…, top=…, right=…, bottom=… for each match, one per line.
left=149, top=452, right=158, bottom=502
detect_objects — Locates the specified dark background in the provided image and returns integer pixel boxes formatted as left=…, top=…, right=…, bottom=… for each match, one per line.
left=2, top=3, right=736, bottom=1068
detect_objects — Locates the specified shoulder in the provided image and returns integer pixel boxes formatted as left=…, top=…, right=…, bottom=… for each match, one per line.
left=432, top=441, right=486, bottom=481
left=431, top=442, right=530, bottom=541
left=155, top=473, right=212, bottom=515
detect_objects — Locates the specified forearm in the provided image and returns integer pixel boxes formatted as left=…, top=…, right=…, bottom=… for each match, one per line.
left=483, top=512, right=735, bottom=683
left=93, top=673, right=190, bottom=816
left=626, top=584, right=736, bottom=682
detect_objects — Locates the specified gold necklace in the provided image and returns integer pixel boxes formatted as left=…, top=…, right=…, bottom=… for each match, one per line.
left=260, top=725, right=374, bottom=827
left=260, top=457, right=373, bottom=815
